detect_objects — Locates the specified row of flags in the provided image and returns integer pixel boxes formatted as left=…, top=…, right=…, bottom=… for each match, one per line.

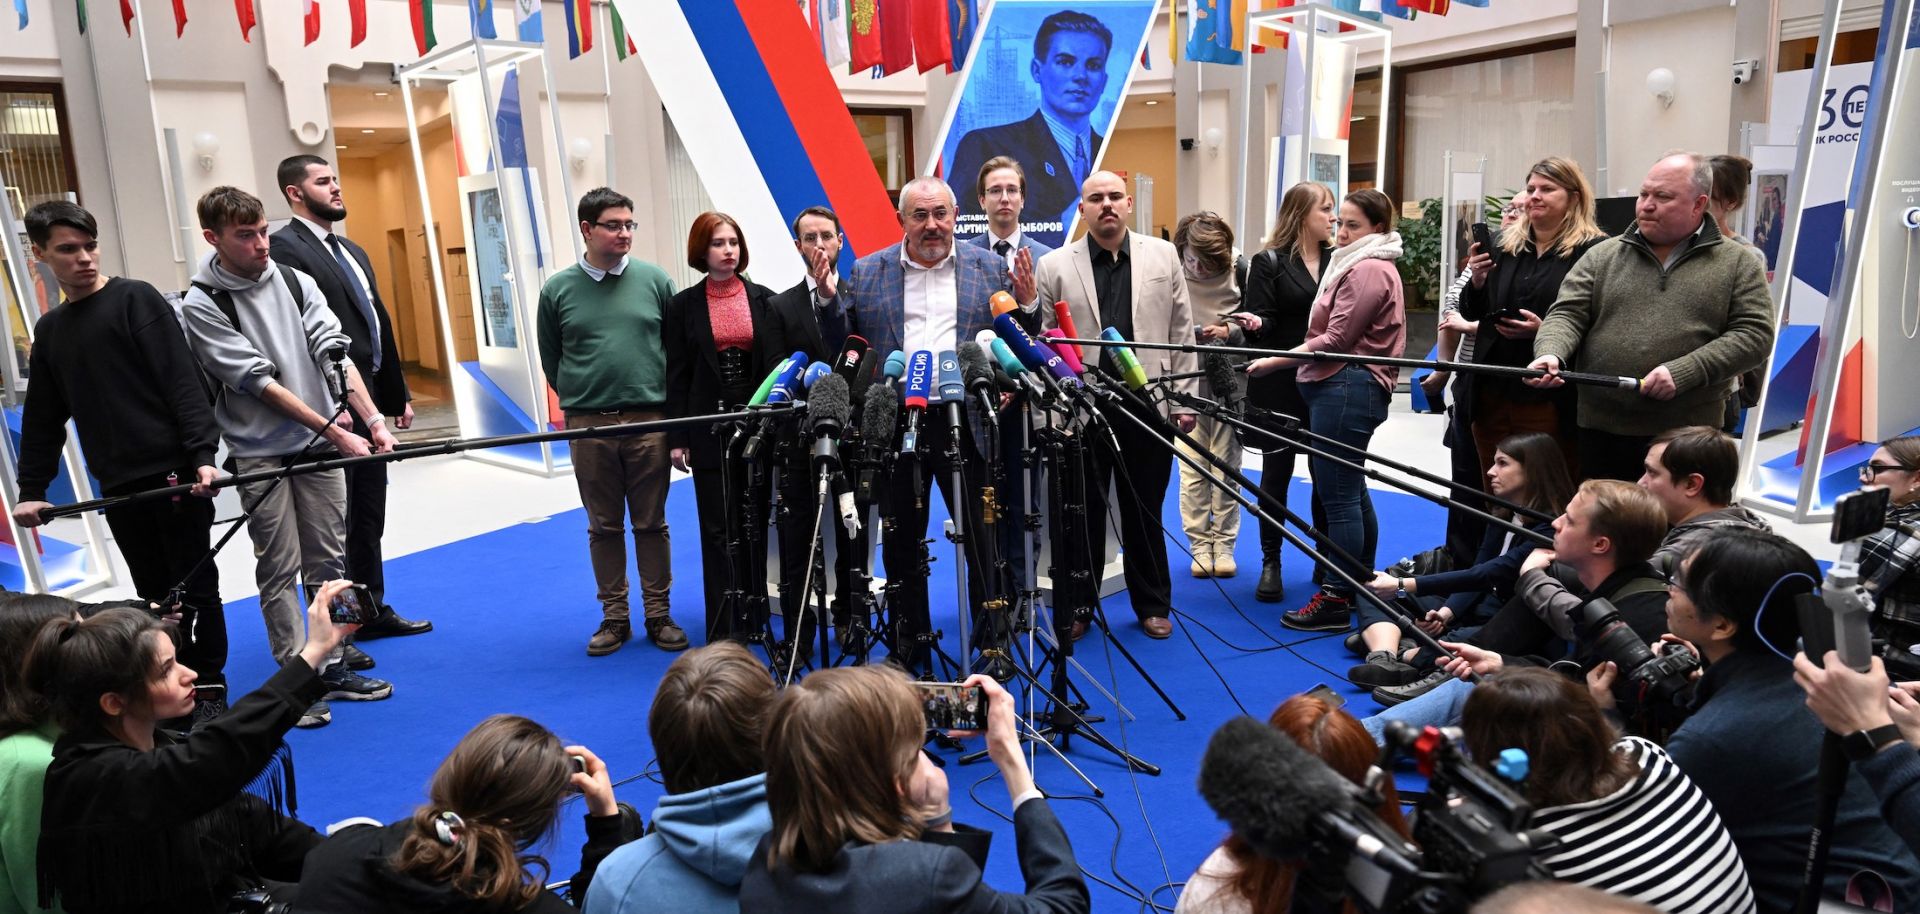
left=52, top=0, right=636, bottom=61
left=800, top=0, right=981, bottom=77
left=1177, top=0, right=1489, bottom=66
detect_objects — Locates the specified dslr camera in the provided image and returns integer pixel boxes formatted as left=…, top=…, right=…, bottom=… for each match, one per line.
left=1574, top=596, right=1700, bottom=704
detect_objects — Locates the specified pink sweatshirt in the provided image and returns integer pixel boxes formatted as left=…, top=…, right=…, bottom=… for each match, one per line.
left=1297, top=258, right=1406, bottom=391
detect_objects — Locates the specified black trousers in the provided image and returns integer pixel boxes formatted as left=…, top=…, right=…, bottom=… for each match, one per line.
left=1578, top=426, right=1654, bottom=483
left=344, top=416, right=390, bottom=607
left=881, top=412, right=1006, bottom=666
left=691, top=457, right=757, bottom=644
left=775, top=457, right=869, bottom=649
left=1087, top=398, right=1175, bottom=621
left=103, top=470, right=225, bottom=687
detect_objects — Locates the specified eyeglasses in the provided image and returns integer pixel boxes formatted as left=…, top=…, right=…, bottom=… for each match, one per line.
left=1860, top=462, right=1916, bottom=481
left=983, top=186, right=1022, bottom=199
left=594, top=220, right=638, bottom=233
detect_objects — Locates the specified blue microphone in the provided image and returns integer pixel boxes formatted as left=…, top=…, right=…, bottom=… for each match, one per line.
left=994, top=313, right=1081, bottom=391
left=935, top=350, right=964, bottom=404
left=901, top=350, right=934, bottom=454
left=763, top=356, right=812, bottom=404
left=800, top=362, right=833, bottom=390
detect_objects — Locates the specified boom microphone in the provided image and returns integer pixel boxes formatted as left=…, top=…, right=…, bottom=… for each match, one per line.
left=808, top=374, right=851, bottom=465
left=991, top=293, right=1079, bottom=391
left=1198, top=716, right=1360, bottom=860
left=1041, top=328, right=1088, bottom=377
left=857, top=381, right=900, bottom=506
left=1100, top=327, right=1150, bottom=391
left=1203, top=352, right=1245, bottom=418
left=958, top=342, right=1002, bottom=422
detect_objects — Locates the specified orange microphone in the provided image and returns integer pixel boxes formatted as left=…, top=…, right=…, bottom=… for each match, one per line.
left=1050, top=301, right=1081, bottom=359
left=989, top=290, right=1020, bottom=317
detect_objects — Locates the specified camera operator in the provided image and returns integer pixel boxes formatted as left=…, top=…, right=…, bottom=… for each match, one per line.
left=739, top=667, right=1089, bottom=913
left=1855, top=436, right=1920, bottom=678
left=0, top=593, right=83, bottom=914
left=587, top=642, right=774, bottom=914
left=1793, top=652, right=1920, bottom=867
left=1459, top=667, right=1754, bottom=912
left=1360, top=480, right=1671, bottom=740
left=293, top=714, right=634, bottom=912
left=1651, top=532, right=1920, bottom=911
left=1178, top=692, right=1408, bottom=914
left=23, top=580, right=358, bottom=914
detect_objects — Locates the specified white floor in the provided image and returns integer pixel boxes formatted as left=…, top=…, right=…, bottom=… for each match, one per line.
left=42, top=399, right=1840, bottom=604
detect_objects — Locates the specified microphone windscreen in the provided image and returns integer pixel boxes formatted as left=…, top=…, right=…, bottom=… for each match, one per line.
left=883, top=350, right=908, bottom=381
left=989, top=290, right=1019, bottom=317
left=958, top=342, right=992, bottom=386
left=1204, top=352, right=1245, bottom=405
left=807, top=373, right=852, bottom=429
left=861, top=381, right=900, bottom=445
left=1198, top=716, right=1357, bottom=861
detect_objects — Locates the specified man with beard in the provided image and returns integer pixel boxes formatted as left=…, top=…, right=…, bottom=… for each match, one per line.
left=271, top=156, right=432, bottom=648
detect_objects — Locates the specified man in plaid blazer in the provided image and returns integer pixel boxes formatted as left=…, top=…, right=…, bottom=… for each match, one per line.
left=818, top=177, right=1038, bottom=670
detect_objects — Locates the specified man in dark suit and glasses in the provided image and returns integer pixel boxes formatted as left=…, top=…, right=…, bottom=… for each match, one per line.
left=271, top=154, right=432, bottom=642
left=948, top=10, right=1113, bottom=232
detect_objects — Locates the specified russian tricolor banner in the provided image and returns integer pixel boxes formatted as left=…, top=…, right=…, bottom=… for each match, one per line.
left=611, top=0, right=898, bottom=288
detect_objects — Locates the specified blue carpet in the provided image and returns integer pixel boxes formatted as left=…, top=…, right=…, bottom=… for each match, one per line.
left=212, top=468, right=1448, bottom=910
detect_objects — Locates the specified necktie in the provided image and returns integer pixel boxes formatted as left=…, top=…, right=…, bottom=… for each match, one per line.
left=326, top=234, right=381, bottom=372
left=1072, top=135, right=1089, bottom=187
left=994, top=240, right=1012, bottom=260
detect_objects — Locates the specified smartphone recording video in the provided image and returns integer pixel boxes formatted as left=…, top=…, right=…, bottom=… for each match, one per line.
left=327, top=583, right=377, bottom=626
left=915, top=682, right=988, bottom=731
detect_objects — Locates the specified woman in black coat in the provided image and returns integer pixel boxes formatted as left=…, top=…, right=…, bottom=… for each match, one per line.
left=25, top=581, right=356, bottom=914
left=1226, top=182, right=1335, bottom=604
left=664, top=212, right=791, bottom=652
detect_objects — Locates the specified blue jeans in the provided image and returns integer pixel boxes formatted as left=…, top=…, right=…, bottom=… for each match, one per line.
left=1299, top=365, right=1389, bottom=598
left=1362, top=677, right=1475, bottom=745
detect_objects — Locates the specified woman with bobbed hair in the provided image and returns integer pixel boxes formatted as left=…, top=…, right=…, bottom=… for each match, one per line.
left=1461, top=667, right=1755, bottom=914
left=293, top=714, right=632, bottom=912
left=740, top=667, right=1088, bottom=913
left=1177, top=692, right=1407, bottom=913
left=663, top=211, right=792, bottom=653
left=0, top=593, right=83, bottom=914
left=26, top=580, right=356, bottom=914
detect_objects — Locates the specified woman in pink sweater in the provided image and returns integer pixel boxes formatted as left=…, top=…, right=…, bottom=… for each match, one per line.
left=1249, top=189, right=1407, bottom=654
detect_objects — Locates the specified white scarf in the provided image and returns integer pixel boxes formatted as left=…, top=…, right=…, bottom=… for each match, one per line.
left=1315, top=230, right=1404, bottom=303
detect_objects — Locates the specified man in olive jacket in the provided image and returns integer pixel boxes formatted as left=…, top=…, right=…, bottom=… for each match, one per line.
left=1526, top=152, right=1774, bottom=482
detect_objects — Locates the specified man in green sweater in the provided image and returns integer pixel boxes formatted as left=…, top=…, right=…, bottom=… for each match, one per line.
left=1526, top=152, right=1774, bottom=482
left=537, top=187, right=687, bottom=655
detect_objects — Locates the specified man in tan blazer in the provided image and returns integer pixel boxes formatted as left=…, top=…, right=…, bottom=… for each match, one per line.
left=1033, top=171, right=1197, bottom=639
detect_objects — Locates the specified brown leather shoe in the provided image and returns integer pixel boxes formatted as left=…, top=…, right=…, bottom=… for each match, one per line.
left=587, top=619, right=631, bottom=656
left=1070, top=620, right=1090, bottom=641
left=1141, top=616, right=1173, bottom=639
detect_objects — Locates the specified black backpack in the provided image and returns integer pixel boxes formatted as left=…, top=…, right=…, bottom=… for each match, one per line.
left=184, top=268, right=300, bottom=404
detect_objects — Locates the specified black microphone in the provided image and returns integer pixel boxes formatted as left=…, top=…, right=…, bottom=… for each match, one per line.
left=1203, top=351, right=1245, bottom=420
left=807, top=374, right=852, bottom=471
left=857, top=381, right=899, bottom=508
left=958, top=341, right=1000, bottom=429
left=1199, top=716, right=1360, bottom=861
left=832, top=334, right=872, bottom=386
left=325, top=346, right=350, bottom=404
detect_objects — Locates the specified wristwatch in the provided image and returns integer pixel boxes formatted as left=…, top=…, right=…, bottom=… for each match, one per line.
left=1842, top=724, right=1905, bottom=762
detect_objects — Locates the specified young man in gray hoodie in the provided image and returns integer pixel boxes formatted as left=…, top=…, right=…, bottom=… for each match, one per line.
left=179, top=186, right=398, bottom=729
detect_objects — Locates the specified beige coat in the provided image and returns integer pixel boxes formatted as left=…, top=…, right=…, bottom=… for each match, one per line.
left=1034, top=230, right=1198, bottom=418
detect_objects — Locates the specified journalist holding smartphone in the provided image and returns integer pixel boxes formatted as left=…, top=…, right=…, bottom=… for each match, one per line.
left=1455, top=157, right=1609, bottom=483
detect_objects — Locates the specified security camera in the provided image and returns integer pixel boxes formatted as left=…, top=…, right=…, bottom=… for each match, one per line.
left=1180, top=138, right=1197, bottom=151
left=1733, top=59, right=1759, bottom=86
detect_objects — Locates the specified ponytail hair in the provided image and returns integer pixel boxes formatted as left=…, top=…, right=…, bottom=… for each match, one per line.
left=22, top=607, right=172, bottom=734
left=0, top=593, right=82, bottom=738
left=390, top=715, right=572, bottom=910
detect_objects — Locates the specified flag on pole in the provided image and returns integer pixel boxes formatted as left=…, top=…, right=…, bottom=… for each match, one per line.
left=1380, top=0, right=1416, bottom=19
left=1401, top=0, right=1448, bottom=12
left=236, top=0, right=257, bottom=39
left=470, top=0, right=496, bottom=39
left=171, top=0, right=186, bottom=36
left=849, top=0, right=881, bottom=71
left=1185, top=0, right=1243, bottom=65
left=409, top=0, right=436, bottom=54
left=76, top=0, right=86, bottom=33
left=119, top=0, right=133, bottom=35
left=816, top=0, right=852, bottom=68
left=877, top=0, right=912, bottom=75
left=565, top=0, right=593, bottom=58
left=13, top=0, right=24, bottom=30
left=609, top=2, right=636, bottom=61
left=1453, top=0, right=1488, bottom=7
left=515, top=0, right=542, bottom=40
left=349, top=0, right=367, bottom=46
left=304, top=0, right=320, bottom=44
left=1167, top=0, right=1178, bottom=63
left=911, top=0, right=950, bottom=73
left=947, top=0, right=976, bottom=72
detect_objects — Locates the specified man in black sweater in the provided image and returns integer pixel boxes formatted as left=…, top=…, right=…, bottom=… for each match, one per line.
left=269, top=155, right=430, bottom=640
left=11, top=201, right=230, bottom=717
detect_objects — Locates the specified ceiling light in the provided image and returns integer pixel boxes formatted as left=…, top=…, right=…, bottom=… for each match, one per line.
left=1144, top=99, right=1159, bottom=106
left=1351, top=115, right=1368, bottom=121
left=335, top=145, right=347, bottom=149
left=373, top=91, right=390, bottom=97
left=361, top=129, right=376, bottom=134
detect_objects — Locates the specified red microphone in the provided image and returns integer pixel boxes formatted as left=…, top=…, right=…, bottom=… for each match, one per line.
left=1051, top=300, right=1081, bottom=359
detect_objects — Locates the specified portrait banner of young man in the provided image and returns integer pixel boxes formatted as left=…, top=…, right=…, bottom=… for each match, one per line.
left=936, top=0, right=1159, bottom=249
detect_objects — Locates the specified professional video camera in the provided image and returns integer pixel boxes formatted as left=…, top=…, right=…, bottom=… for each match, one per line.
left=1573, top=595, right=1700, bottom=705
left=1200, top=715, right=1557, bottom=913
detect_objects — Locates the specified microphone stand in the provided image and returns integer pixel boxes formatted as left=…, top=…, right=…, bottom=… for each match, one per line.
left=939, top=393, right=974, bottom=676
left=1164, top=391, right=1553, bottom=547
left=1078, top=373, right=1466, bottom=671
left=724, top=421, right=777, bottom=656
left=881, top=431, right=961, bottom=683
left=838, top=434, right=888, bottom=667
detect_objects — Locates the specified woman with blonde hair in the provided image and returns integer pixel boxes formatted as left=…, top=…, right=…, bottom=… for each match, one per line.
left=1458, top=156, right=1608, bottom=481
left=1225, top=182, right=1337, bottom=603
left=740, top=667, right=1088, bottom=913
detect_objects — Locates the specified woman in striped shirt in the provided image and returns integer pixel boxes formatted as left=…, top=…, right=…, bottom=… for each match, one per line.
left=1461, top=667, right=1756, bottom=914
